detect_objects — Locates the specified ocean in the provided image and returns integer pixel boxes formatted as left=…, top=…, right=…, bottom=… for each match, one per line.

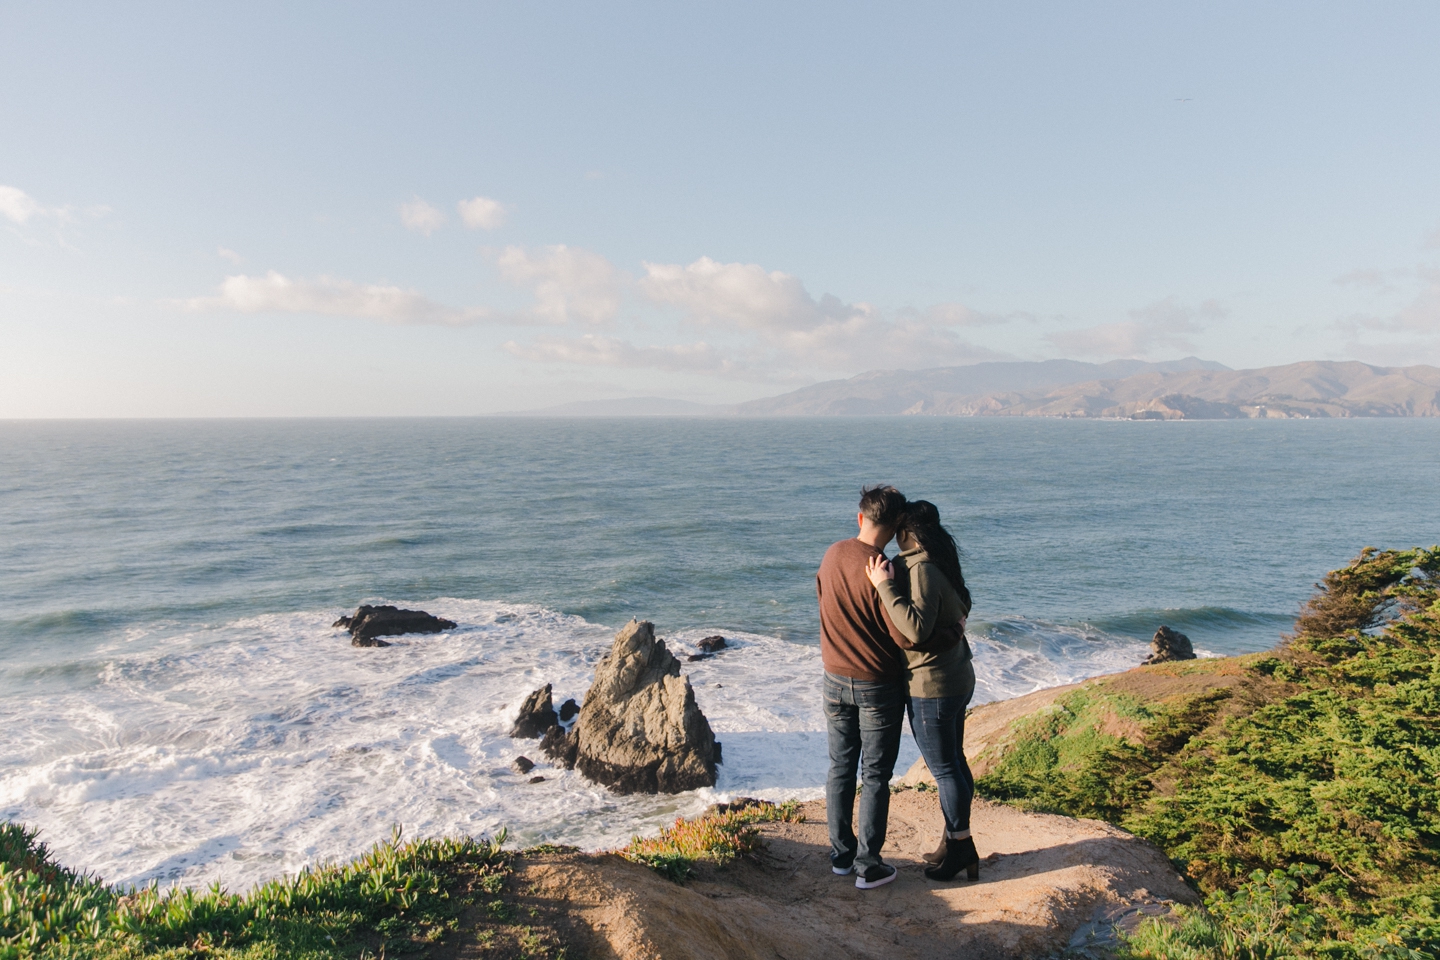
left=2, top=417, right=1438, bottom=892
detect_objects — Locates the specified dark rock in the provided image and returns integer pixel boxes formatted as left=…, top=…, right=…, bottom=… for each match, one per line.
left=566, top=620, right=719, bottom=795
left=714, top=741, right=722, bottom=764
left=705, top=796, right=760, bottom=816
left=1142, top=626, right=1197, bottom=665
left=558, top=698, right=580, bottom=723
left=338, top=605, right=456, bottom=646
left=352, top=635, right=392, bottom=648
left=528, top=776, right=546, bottom=784
left=512, top=756, right=535, bottom=775
left=686, top=654, right=709, bottom=662
left=540, top=724, right=577, bottom=768
left=698, top=635, right=727, bottom=653
left=510, top=684, right=559, bottom=739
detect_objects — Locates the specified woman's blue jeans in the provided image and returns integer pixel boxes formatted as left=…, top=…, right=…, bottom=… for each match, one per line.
left=907, top=668, right=976, bottom=834
left=823, top=672, right=905, bottom=871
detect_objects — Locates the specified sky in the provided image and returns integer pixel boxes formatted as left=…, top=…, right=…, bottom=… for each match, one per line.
left=3, top=1, right=1439, bottom=417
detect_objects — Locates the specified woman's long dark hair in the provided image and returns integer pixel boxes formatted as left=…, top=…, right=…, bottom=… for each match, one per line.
left=897, top=500, right=971, bottom=611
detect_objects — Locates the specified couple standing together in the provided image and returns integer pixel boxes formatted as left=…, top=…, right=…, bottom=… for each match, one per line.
left=816, top=485, right=978, bottom=890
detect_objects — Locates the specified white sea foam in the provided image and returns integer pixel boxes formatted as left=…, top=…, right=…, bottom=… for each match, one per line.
left=0, top=601, right=1150, bottom=892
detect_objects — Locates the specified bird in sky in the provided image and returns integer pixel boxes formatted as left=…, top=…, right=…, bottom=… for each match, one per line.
left=1175, top=97, right=1193, bottom=102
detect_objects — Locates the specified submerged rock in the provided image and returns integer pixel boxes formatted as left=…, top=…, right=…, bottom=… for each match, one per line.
left=549, top=619, right=719, bottom=795
left=687, top=634, right=729, bottom=661
left=512, top=756, right=535, bottom=775
left=511, top=684, right=560, bottom=739
left=540, top=724, right=577, bottom=767
left=1143, top=626, right=1196, bottom=664
left=335, top=605, right=456, bottom=647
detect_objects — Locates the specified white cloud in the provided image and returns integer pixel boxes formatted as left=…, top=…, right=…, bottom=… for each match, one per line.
left=899, top=302, right=1031, bottom=327
left=494, top=245, right=621, bottom=325
left=1340, top=268, right=1440, bottom=335
left=458, top=196, right=506, bottom=230
left=217, top=247, right=244, bottom=264
left=503, top=335, right=745, bottom=376
left=1047, top=297, right=1224, bottom=358
left=631, top=255, right=1002, bottom=374
left=0, top=185, right=42, bottom=224
left=186, top=271, right=485, bottom=326
left=399, top=197, right=447, bottom=235
left=638, top=257, right=852, bottom=331
left=0, top=184, right=108, bottom=232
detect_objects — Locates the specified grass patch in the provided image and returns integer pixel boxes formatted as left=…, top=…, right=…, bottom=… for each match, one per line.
left=974, top=546, right=1440, bottom=959
left=622, top=800, right=802, bottom=881
left=0, top=823, right=572, bottom=959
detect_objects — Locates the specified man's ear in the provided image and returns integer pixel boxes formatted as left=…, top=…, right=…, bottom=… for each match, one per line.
left=857, top=511, right=866, bottom=532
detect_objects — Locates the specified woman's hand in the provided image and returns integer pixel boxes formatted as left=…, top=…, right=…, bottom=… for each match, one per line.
left=865, top=554, right=894, bottom=587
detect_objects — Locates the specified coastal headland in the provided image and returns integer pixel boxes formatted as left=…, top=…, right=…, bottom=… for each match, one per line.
left=3, top=547, right=1437, bottom=958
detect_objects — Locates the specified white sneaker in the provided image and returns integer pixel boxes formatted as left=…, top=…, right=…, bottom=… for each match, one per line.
left=832, top=863, right=854, bottom=875
left=855, top=863, right=897, bottom=889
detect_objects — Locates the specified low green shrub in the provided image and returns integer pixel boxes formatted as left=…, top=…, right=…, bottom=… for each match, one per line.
left=976, top=547, right=1440, bottom=959
left=1, top=824, right=519, bottom=959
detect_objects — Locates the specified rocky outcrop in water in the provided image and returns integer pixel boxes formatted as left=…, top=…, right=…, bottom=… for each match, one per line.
left=1142, top=625, right=1196, bottom=664
left=541, top=620, right=718, bottom=794
left=558, top=698, right=580, bottom=723
left=334, top=605, right=457, bottom=647
left=687, top=635, right=729, bottom=661
left=512, top=684, right=560, bottom=739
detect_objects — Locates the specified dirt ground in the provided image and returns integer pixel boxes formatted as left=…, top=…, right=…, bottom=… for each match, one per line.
left=485, top=790, right=1197, bottom=960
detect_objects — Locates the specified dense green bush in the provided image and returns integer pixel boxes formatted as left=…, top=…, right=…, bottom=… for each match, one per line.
left=976, top=547, right=1440, bottom=958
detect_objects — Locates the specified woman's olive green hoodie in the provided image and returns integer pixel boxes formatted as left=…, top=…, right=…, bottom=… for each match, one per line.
left=875, top=546, right=973, bottom=698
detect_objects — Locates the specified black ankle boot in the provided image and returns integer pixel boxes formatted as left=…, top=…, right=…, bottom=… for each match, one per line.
left=924, top=836, right=980, bottom=881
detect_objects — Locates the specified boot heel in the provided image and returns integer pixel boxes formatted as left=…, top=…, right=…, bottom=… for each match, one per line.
left=923, top=836, right=980, bottom=882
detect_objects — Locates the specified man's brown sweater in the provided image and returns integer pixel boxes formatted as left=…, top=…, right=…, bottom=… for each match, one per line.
left=816, top=538, right=906, bottom=682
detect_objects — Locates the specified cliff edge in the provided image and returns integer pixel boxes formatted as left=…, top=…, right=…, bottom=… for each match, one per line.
left=504, top=791, right=1196, bottom=960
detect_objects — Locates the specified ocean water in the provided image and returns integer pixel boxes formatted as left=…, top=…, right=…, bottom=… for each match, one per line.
left=2, top=417, right=1438, bottom=892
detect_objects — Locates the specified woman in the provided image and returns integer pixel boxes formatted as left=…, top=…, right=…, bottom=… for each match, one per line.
left=865, top=499, right=979, bottom=881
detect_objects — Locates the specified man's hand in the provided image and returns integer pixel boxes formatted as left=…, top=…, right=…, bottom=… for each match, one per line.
left=865, top=554, right=894, bottom=587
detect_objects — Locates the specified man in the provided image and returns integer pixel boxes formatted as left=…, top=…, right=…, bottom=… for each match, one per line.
left=815, top=484, right=908, bottom=889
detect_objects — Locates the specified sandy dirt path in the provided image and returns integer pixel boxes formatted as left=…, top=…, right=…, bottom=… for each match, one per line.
left=497, top=790, right=1196, bottom=960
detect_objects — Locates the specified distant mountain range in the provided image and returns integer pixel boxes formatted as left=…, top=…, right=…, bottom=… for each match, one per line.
left=731, top=357, right=1228, bottom=416
left=506, top=359, right=1440, bottom=419
left=507, top=396, right=722, bottom=417
left=906, top=360, right=1440, bottom=419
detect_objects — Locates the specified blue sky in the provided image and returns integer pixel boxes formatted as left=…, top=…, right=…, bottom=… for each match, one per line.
left=3, top=1, right=1439, bottom=416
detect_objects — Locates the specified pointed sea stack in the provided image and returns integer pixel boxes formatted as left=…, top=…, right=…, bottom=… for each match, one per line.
left=543, top=619, right=718, bottom=794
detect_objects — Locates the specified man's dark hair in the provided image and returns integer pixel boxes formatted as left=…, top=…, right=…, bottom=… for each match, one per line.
left=858, top=485, right=906, bottom=527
